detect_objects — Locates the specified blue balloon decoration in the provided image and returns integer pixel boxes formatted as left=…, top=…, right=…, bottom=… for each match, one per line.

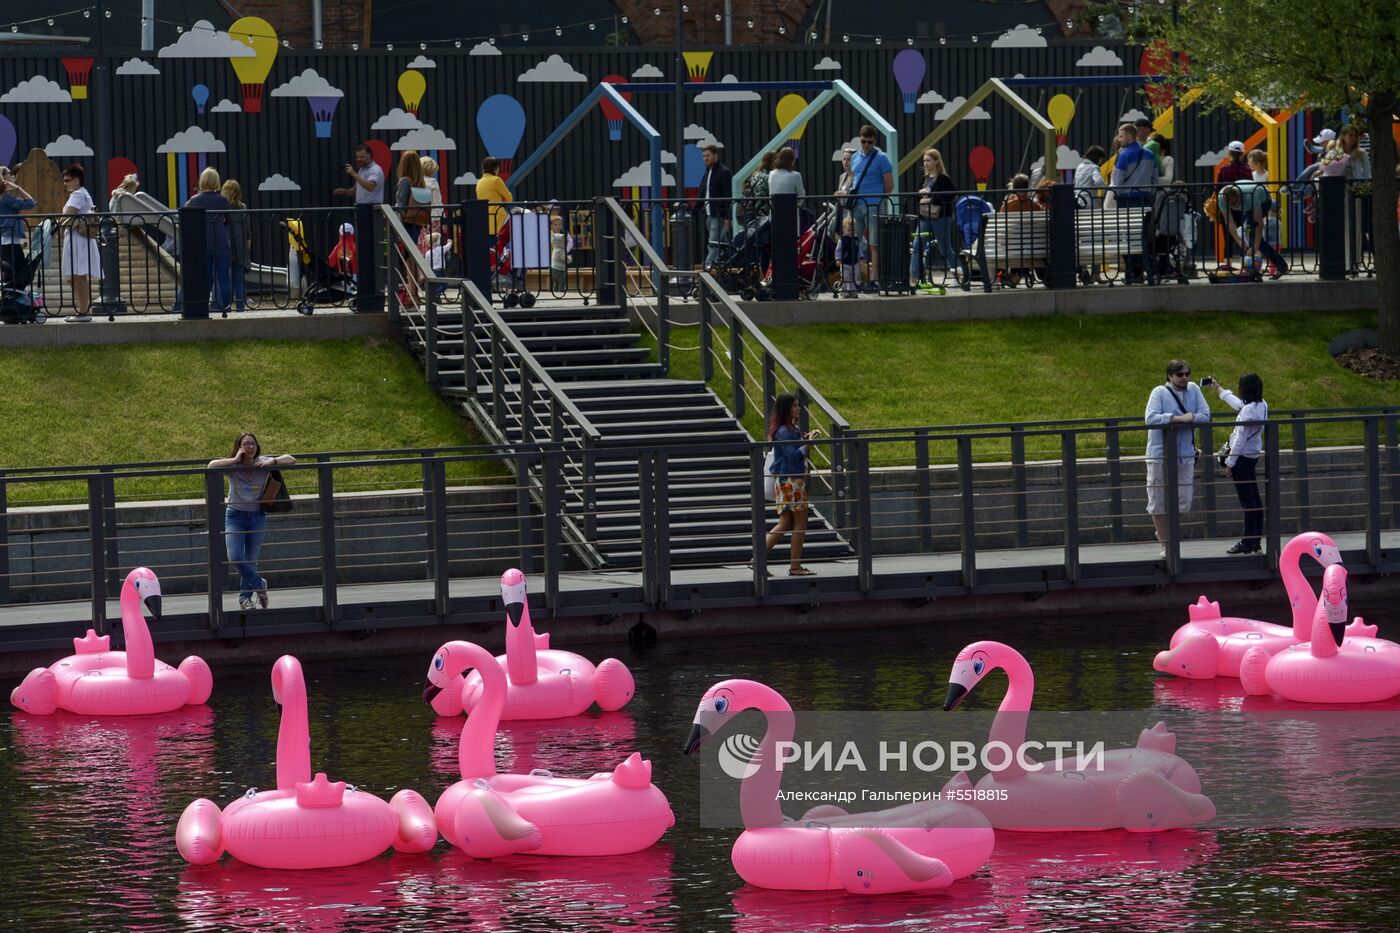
left=192, top=83, right=210, bottom=114
left=476, top=94, right=526, bottom=161
left=683, top=144, right=705, bottom=189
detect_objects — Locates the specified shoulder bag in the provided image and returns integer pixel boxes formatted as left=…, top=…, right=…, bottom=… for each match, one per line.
left=404, top=185, right=433, bottom=225
left=763, top=449, right=777, bottom=499
left=260, top=470, right=294, bottom=514
left=843, top=154, right=876, bottom=212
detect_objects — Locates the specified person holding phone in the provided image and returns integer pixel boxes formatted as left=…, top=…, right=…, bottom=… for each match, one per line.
left=757, top=394, right=821, bottom=576
left=0, top=165, right=37, bottom=289
left=208, top=433, right=296, bottom=611
left=1206, top=373, right=1268, bottom=554
left=334, top=143, right=384, bottom=204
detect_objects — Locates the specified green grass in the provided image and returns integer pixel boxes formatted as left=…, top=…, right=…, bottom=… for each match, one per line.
left=0, top=337, right=503, bottom=505
left=642, top=309, right=1390, bottom=464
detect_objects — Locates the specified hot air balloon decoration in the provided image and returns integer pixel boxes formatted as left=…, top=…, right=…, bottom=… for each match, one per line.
left=683, top=144, right=705, bottom=199
left=476, top=94, right=526, bottom=181
left=891, top=49, right=926, bottom=114
left=227, top=16, right=278, bottom=113
left=599, top=74, right=631, bottom=142
left=61, top=58, right=94, bottom=101
left=398, top=69, right=427, bottom=118
left=774, top=94, right=809, bottom=157
left=683, top=52, right=713, bottom=82
left=1138, top=42, right=1188, bottom=116
left=969, top=146, right=996, bottom=192
left=1047, top=94, right=1075, bottom=146
left=308, top=95, right=343, bottom=139
left=192, top=84, right=210, bottom=114
left=0, top=116, right=16, bottom=167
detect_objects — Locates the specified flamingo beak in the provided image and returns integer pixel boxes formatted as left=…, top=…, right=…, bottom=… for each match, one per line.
left=683, top=723, right=710, bottom=756
left=144, top=594, right=162, bottom=623
left=505, top=601, right=524, bottom=627
left=423, top=682, right=442, bottom=704
left=943, top=683, right=968, bottom=712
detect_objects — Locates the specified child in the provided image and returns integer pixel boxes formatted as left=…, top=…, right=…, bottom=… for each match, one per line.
left=549, top=214, right=573, bottom=294
left=834, top=214, right=863, bottom=298
left=328, top=222, right=357, bottom=275
left=427, top=230, right=452, bottom=301
left=1317, top=139, right=1351, bottom=177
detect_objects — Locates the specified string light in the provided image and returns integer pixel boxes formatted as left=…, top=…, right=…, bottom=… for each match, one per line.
left=420, top=42, right=427, bottom=50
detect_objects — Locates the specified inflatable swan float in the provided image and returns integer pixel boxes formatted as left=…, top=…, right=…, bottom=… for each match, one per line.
left=176, top=656, right=437, bottom=869
left=425, top=639, right=673, bottom=857
left=683, top=678, right=994, bottom=894
left=11, top=567, right=212, bottom=715
left=1155, top=532, right=1343, bottom=680
left=1240, top=564, right=1400, bottom=703
left=944, top=641, right=1215, bottom=832
left=429, top=569, right=634, bottom=719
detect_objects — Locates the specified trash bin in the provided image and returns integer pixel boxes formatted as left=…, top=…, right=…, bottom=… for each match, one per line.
left=877, top=213, right=913, bottom=294
left=669, top=205, right=695, bottom=297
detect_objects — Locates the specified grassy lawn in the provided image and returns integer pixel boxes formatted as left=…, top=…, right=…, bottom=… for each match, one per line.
left=0, top=337, right=501, bottom=505
left=642, top=308, right=1389, bottom=463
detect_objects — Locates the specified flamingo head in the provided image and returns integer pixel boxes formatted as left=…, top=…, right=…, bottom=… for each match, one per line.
left=1302, top=533, right=1342, bottom=569
left=422, top=640, right=490, bottom=705
left=944, top=641, right=1002, bottom=711
left=500, top=569, right=527, bottom=628
left=270, top=655, right=305, bottom=707
left=1317, top=564, right=1349, bottom=648
left=684, top=679, right=757, bottom=756
left=126, top=567, right=162, bottom=622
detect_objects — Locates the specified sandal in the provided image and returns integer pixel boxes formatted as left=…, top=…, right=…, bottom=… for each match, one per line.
left=789, top=566, right=816, bottom=577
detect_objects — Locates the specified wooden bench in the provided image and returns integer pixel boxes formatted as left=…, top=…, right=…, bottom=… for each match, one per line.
left=1075, top=206, right=1150, bottom=266
left=981, top=211, right=1050, bottom=270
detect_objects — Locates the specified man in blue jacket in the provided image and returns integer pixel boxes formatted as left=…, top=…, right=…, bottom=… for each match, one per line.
left=699, top=144, right=733, bottom=268
left=1145, top=359, right=1211, bottom=558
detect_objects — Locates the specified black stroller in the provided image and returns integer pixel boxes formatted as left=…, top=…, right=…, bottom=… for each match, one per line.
left=0, top=220, right=52, bottom=324
left=1148, top=187, right=1194, bottom=285
left=710, top=213, right=771, bottom=300
left=283, top=218, right=356, bottom=315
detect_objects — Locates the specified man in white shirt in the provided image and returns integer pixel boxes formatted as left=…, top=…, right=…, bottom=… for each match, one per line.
left=334, top=144, right=384, bottom=204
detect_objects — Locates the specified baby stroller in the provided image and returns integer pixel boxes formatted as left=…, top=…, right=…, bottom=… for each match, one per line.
left=711, top=213, right=771, bottom=299
left=0, top=220, right=52, bottom=324
left=796, top=205, right=837, bottom=297
left=953, top=195, right=994, bottom=292
left=284, top=218, right=356, bottom=315
left=1148, top=187, right=1193, bottom=285
left=489, top=219, right=536, bottom=309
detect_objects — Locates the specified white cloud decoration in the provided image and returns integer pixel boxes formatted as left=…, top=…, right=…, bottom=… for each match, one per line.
left=916, top=89, right=946, bottom=105
left=990, top=24, right=1047, bottom=48
left=44, top=134, right=94, bottom=157
left=209, top=99, right=242, bottom=113
left=1076, top=46, right=1124, bottom=68
left=406, top=55, right=436, bottom=69
left=933, top=97, right=991, bottom=120
left=157, top=126, right=226, bottom=153
left=694, top=75, right=761, bottom=103
left=813, top=56, right=841, bottom=72
left=157, top=20, right=254, bottom=58
left=631, top=64, right=664, bottom=79
left=614, top=162, right=675, bottom=187
left=1119, top=108, right=1150, bottom=124
left=270, top=69, right=344, bottom=99
left=454, top=172, right=479, bottom=186
left=518, top=54, right=588, bottom=83
left=0, top=75, right=72, bottom=103
left=468, top=41, right=501, bottom=56
left=1195, top=147, right=1230, bottom=167
left=372, top=107, right=423, bottom=131
left=115, top=58, right=161, bottom=77
left=1030, top=146, right=1085, bottom=176
left=391, top=124, right=457, bottom=150
left=258, top=174, right=301, bottom=192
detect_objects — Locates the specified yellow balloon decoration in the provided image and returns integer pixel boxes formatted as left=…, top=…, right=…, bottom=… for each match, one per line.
left=1047, top=94, right=1075, bottom=141
left=775, top=94, right=809, bottom=141
left=683, top=52, right=713, bottom=81
left=398, top=69, right=427, bottom=116
left=227, top=16, right=278, bottom=113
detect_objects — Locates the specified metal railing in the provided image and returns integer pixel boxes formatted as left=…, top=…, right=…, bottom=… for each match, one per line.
left=2, top=409, right=1396, bottom=635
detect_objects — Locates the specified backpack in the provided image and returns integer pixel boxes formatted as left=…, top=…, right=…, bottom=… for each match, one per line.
left=404, top=185, right=433, bottom=225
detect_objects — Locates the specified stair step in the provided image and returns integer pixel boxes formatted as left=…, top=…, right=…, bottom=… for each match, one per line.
left=473, top=319, right=635, bottom=336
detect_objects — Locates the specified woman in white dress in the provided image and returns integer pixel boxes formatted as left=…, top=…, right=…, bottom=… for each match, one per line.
left=60, top=163, right=102, bottom=322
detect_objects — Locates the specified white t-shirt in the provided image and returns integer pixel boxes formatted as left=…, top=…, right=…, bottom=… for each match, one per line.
left=355, top=162, right=385, bottom=204
left=65, top=187, right=96, bottom=239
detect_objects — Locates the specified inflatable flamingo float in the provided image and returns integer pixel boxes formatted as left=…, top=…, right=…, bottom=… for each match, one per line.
left=425, top=639, right=673, bottom=857
left=428, top=569, right=634, bottom=720
left=176, top=656, right=437, bottom=869
left=944, top=642, right=1216, bottom=832
left=1240, top=564, right=1400, bottom=703
left=683, top=679, right=994, bottom=894
left=10, top=567, right=213, bottom=716
left=1154, top=531, right=1343, bottom=680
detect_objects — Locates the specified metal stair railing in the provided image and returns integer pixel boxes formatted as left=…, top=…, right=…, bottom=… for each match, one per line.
left=380, top=205, right=607, bottom=560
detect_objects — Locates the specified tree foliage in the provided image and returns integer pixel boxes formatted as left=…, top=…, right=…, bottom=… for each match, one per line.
left=1141, top=0, right=1400, bottom=356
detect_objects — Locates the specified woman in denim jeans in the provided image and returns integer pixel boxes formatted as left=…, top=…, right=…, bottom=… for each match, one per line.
left=209, top=433, right=296, bottom=610
left=910, top=149, right=958, bottom=286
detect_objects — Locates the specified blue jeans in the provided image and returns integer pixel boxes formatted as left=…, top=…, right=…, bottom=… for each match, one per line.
left=704, top=214, right=729, bottom=267
left=909, top=217, right=959, bottom=282
left=208, top=250, right=232, bottom=310
left=225, top=507, right=267, bottom=600
left=230, top=262, right=246, bottom=310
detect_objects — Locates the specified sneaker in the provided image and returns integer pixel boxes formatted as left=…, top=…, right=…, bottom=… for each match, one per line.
left=1158, top=544, right=1168, bottom=560
left=1226, top=542, right=1257, bottom=555
left=255, top=579, right=269, bottom=609
left=238, top=596, right=254, bottom=611
left=63, top=314, right=92, bottom=323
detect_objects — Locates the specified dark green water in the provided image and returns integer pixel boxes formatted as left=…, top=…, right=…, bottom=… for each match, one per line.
left=2, top=606, right=1398, bottom=932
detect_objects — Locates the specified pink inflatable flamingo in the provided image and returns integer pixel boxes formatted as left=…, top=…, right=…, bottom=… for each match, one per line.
left=944, top=642, right=1216, bottom=831
left=1240, top=564, right=1400, bottom=703
left=10, top=567, right=213, bottom=716
left=425, top=639, right=673, bottom=857
left=683, top=678, right=994, bottom=894
left=428, top=569, right=634, bottom=719
left=1154, top=532, right=1343, bottom=680
left=176, top=656, right=437, bottom=869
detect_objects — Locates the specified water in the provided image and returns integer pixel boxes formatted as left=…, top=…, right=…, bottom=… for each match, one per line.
left=3, top=607, right=1400, bottom=932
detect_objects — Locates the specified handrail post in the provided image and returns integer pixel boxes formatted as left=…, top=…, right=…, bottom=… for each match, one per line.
left=178, top=206, right=209, bottom=320
left=516, top=450, right=536, bottom=573
left=1318, top=175, right=1346, bottom=281
left=915, top=429, right=933, bottom=552
left=1164, top=434, right=1180, bottom=575
left=428, top=457, right=450, bottom=620
left=1201, top=421, right=1219, bottom=538
left=657, top=276, right=671, bottom=374
left=1387, top=411, right=1400, bottom=526
left=654, top=450, right=671, bottom=606
left=832, top=426, right=848, bottom=532
left=762, top=351, right=776, bottom=427
left=1264, top=422, right=1282, bottom=571
left=386, top=230, right=402, bottom=324
left=491, top=327, right=506, bottom=431
left=856, top=439, right=874, bottom=594
left=616, top=223, right=629, bottom=316
left=958, top=436, right=976, bottom=590
left=1291, top=415, right=1310, bottom=529
left=0, top=472, right=8, bottom=603
left=354, top=202, right=382, bottom=311
left=1010, top=426, right=1028, bottom=547
left=461, top=199, right=491, bottom=301
left=100, top=466, right=119, bottom=594
left=520, top=375, right=536, bottom=442
left=730, top=323, right=745, bottom=420
left=750, top=445, right=768, bottom=595
left=204, top=471, right=225, bottom=631
left=594, top=198, right=615, bottom=306
left=582, top=439, right=597, bottom=543
left=425, top=286, right=440, bottom=389
left=638, top=453, right=657, bottom=607
left=317, top=462, right=339, bottom=627
left=769, top=193, right=799, bottom=300
left=1062, top=432, right=1080, bottom=583
left=87, top=477, right=108, bottom=635
left=1364, top=417, right=1382, bottom=568
left=542, top=451, right=563, bottom=614
left=1107, top=421, right=1123, bottom=542
left=1046, top=183, right=1077, bottom=288
left=699, top=286, right=714, bottom=382
left=463, top=289, right=479, bottom=394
